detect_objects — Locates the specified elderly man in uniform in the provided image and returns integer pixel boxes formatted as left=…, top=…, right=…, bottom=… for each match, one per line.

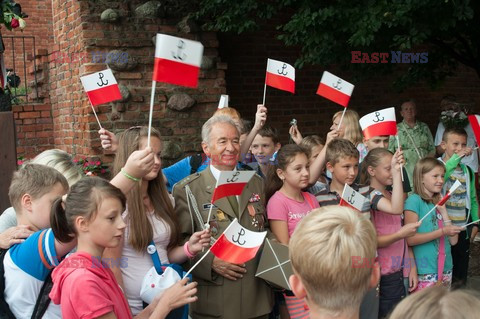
left=173, top=115, right=273, bottom=319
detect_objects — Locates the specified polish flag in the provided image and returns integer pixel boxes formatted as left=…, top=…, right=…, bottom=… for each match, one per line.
left=218, top=94, right=229, bottom=109
left=339, top=184, right=367, bottom=212
left=80, top=69, right=122, bottom=106
left=468, top=115, right=480, bottom=146
left=211, top=171, right=256, bottom=203
left=153, top=34, right=203, bottom=88
left=359, top=107, right=398, bottom=139
left=438, top=180, right=462, bottom=206
left=265, top=58, right=295, bottom=93
left=316, top=71, right=354, bottom=107
left=210, top=218, right=267, bottom=264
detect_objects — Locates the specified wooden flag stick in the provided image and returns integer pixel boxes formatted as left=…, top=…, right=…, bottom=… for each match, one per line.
left=147, top=81, right=156, bottom=148
left=262, top=83, right=267, bottom=106
left=337, top=107, right=347, bottom=130
left=89, top=104, right=103, bottom=129
left=395, top=135, right=404, bottom=182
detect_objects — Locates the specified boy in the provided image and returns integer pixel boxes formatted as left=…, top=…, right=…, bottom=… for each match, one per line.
left=439, top=127, right=479, bottom=286
left=289, top=206, right=380, bottom=319
left=249, top=126, right=281, bottom=177
left=314, top=138, right=381, bottom=319
left=4, top=164, right=71, bottom=318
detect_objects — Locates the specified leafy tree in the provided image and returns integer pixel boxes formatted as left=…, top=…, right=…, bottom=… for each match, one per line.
left=194, top=0, right=479, bottom=89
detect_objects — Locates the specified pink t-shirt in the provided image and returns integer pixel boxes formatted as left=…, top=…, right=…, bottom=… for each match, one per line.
left=267, top=191, right=319, bottom=237
left=50, top=251, right=132, bottom=319
left=371, top=208, right=406, bottom=276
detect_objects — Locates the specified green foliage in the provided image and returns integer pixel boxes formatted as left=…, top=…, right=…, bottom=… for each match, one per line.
left=194, top=0, right=480, bottom=89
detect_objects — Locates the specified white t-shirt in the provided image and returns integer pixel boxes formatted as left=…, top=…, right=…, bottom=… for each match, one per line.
left=121, top=209, right=171, bottom=315
left=435, top=122, right=478, bottom=172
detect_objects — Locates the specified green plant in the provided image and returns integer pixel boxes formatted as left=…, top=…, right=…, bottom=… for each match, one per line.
left=0, top=0, right=27, bottom=30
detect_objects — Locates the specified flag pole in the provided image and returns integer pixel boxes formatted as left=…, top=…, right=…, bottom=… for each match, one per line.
left=205, top=178, right=220, bottom=228
left=419, top=205, right=438, bottom=223
left=147, top=81, right=156, bottom=148
left=262, top=83, right=267, bottom=106
left=183, top=250, right=211, bottom=279
left=89, top=103, right=103, bottom=129
left=463, top=219, right=480, bottom=228
left=395, top=135, right=405, bottom=182
left=337, top=107, right=347, bottom=130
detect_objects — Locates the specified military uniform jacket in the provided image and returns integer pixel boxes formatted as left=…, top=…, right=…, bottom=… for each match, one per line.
left=172, top=167, right=273, bottom=319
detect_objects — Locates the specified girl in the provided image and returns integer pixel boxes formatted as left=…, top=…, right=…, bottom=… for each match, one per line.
left=331, top=110, right=365, bottom=160
left=404, top=158, right=463, bottom=290
left=299, top=135, right=329, bottom=194
left=104, top=126, right=210, bottom=315
left=49, top=177, right=198, bottom=318
left=266, top=144, right=319, bottom=319
left=360, top=148, right=420, bottom=318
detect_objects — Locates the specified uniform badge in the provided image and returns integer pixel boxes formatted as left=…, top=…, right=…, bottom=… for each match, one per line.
left=216, top=209, right=227, bottom=221
left=249, top=193, right=261, bottom=203
left=203, top=203, right=216, bottom=210
left=248, top=204, right=259, bottom=228
left=208, top=220, right=219, bottom=237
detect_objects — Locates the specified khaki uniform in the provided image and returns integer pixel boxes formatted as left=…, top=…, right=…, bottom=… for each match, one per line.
left=173, top=168, right=273, bottom=319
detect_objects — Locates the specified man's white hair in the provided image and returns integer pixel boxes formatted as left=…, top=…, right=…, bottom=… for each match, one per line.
left=201, top=115, right=239, bottom=145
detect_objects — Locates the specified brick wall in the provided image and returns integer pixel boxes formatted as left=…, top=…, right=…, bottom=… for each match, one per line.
left=219, top=31, right=480, bottom=144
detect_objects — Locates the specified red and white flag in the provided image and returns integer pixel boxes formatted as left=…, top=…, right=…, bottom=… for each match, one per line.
left=359, top=107, right=398, bottom=139
left=468, top=115, right=480, bottom=146
left=211, top=171, right=256, bottom=203
left=265, top=58, right=295, bottom=93
left=339, top=184, right=367, bottom=212
left=316, top=71, right=354, bottom=107
left=0, top=54, right=6, bottom=89
left=210, top=218, right=267, bottom=264
left=218, top=94, right=229, bottom=109
left=80, top=69, right=122, bottom=106
left=153, top=34, right=203, bottom=88
left=438, top=180, right=462, bottom=206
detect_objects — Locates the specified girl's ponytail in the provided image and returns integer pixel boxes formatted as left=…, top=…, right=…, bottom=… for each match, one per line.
left=50, top=196, right=74, bottom=243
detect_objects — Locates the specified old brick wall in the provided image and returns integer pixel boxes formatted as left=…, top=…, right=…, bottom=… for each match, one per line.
left=219, top=31, right=480, bottom=144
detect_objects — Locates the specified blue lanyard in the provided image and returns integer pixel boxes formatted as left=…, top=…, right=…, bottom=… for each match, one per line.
left=147, top=241, right=163, bottom=275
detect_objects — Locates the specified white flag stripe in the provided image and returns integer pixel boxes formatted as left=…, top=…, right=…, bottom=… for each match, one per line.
left=320, top=71, right=354, bottom=96
left=80, top=69, right=118, bottom=92
left=266, top=58, right=295, bottom=81
left=217, top=171, right=256, bottom=186
left=223, top=219, right=267, bottom=248
left=359, top=107, right=396, bottom=130
left=342, top=184, right=367, bottom=211
left=449, top=180, right=462, bottom=194
left=218, top=95, right=229, bottom=109
left=155, top=34, right=203, bottom=67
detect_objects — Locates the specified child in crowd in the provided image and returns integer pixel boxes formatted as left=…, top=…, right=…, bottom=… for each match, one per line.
left=359, top=148, right=420, bottom=318
left=404, top=158, right=464, bottom=290
left=49, top=177, right=198, bottom=318
left=249, top=126, right=281, bottom=178
left=103, top=126, right=210, bottom=315
left=289, top=206, right=380, bottom=319
left=438, top=127, right=479, bottom=286
left=4, top=164, right=70, bottom=318
left=389, top=286, right=480, bottom=319
left=266, top=144, right=319, bottom=318
left=331, top=110, right=365, bottom=161
left=299, top=135, right=329, bottom=193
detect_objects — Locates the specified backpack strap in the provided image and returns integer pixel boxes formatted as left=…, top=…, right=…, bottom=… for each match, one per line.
left=0, top=249, right=16, bottom=319
left=31, top=269, right=53, bottom=319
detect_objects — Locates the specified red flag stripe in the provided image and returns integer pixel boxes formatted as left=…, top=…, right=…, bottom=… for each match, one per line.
left=86, top=85, right=122, bottom=106
left=210, top=233, right=261, bottom=264
left=153, top=58, right=200, bottom=88
left=339, top=199, right=360, bottom=212
left=437, top=193, right=451, bottom=206
left=468, top=115, right=480, bottom=146
left=316, top=83, right=350, bottom=107
left=211, top=182, right=247, bottom=203
left=362, top=121, right=398, bottom=139
left=265, top=72, right=295, bottom=93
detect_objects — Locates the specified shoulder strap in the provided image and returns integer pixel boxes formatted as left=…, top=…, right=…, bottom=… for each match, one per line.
left=31, top=269, right=53, bottom=319
left=189, top=153, right=204, bottom=174
left=302, top=192, right=315, bottom=210
left=147, top=241, right=163, bottom=275
left=0, top=249, right=16, bottom=319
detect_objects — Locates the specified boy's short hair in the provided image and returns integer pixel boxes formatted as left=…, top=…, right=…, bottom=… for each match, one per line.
left=300, top=135, right=324, bottom=150
left=257, top=126, right=279, bottom=144
left=325, top=138, right=359, bottom=165
left=442, top=127, right=468, bottom=142
left=290, top=206, right=376, bottom=313
left=8, top=163, right=69, bottom=213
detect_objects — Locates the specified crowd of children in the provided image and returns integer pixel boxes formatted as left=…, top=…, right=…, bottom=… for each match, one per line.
left=1, top=101, right=479, bottom=319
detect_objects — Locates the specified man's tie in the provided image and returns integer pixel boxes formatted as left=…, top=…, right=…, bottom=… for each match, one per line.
left=226, top=195, right=238, bottom=216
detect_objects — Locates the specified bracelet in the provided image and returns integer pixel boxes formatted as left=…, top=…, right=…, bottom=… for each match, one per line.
left=183, top=242, right=195, bottom=259
left=121, top=168, right=140, bottom=182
